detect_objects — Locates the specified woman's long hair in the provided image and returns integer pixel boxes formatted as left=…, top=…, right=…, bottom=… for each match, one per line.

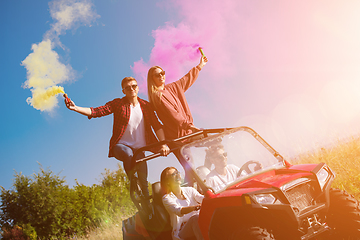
left=147, top=66, right=163, bottom=109
left=160, top=166, right=177, bottom=194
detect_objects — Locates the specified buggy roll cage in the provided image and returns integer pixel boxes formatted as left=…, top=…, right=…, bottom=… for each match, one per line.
left=129, top=126, right=287, bottom=216
left=133, top=128, right=234, bottom=164
left=129, top=128, right=233, bottom=216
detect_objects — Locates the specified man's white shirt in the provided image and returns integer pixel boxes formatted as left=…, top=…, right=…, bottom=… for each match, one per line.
left=118, top=103, right=146, bottom=148
left=206, top=165, right=240, bottom=192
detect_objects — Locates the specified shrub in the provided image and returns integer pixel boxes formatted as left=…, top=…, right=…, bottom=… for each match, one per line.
left=0, top=163, right=133, bottom=239
left=1, top=224, right=37, bottom=240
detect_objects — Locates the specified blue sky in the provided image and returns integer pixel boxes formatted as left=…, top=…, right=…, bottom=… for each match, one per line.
left=2, top=0, right=360, bottom=190
left=0, top=0, right=176, bottom=190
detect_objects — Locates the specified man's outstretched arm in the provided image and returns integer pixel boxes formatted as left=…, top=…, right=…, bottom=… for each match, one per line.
left=65, top=98, right=92, bottom=117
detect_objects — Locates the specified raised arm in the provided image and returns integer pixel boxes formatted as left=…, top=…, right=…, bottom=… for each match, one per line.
left=197, top=55, right=208, bottom=70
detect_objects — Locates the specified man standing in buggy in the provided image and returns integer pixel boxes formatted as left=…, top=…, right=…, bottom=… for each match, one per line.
left=65, top=76, right=170, bottom=206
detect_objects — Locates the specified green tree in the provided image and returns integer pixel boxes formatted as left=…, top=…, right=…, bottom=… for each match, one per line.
left=0, top=166, right=72, bottom=238
left=0, top=163, right=133, bottom=239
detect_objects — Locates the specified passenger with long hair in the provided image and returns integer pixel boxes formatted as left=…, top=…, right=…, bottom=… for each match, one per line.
left=161, top=167, right=204, bottom=240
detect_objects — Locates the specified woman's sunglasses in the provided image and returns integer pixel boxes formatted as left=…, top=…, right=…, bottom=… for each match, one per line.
left=154, top=70, right=165, bottom=77
left=170, top=169, right=180, bottom=177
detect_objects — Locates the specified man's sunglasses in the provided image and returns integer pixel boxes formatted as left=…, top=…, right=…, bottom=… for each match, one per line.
left=123, top=84, right=138, bottom=91
left=214, top=152, right=227, bottom=159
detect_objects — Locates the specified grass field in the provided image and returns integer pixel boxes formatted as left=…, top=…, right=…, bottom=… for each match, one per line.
left=78, top=208, right=136, bottom=240
left=293, top=136, right=360, bottom=199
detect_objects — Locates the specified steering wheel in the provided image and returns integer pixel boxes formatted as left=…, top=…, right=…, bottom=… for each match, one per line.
left=237, top=160, right=263, bottom=177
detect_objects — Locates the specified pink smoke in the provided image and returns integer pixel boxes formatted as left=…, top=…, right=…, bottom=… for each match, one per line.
left=131, top=22, right=206, bottom=90
left=132, top=0, right=360, bottom=156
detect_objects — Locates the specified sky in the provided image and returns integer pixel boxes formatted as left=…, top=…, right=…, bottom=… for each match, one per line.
left=2, top=0, right=360, bottom=190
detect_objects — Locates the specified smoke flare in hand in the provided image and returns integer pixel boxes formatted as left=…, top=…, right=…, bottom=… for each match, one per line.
left=21, top=0, right=99, bottom=113
left=131, top=23, right=204, bottom=86
left=199, top=47, right=205, bottom=57
left=21, top=39, right=73, bottom=112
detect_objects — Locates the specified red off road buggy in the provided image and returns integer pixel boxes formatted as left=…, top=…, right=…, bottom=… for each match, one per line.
left=122, top=126, right=360, bottom=240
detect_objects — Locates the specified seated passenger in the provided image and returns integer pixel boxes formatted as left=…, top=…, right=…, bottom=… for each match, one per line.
left=161, top=167, right=204, bottom=240
left=205, top=145, right=240, bottom=192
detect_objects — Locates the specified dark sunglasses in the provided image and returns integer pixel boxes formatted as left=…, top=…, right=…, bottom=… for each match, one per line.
left=154, top=70, right=165, bottom=77
left=170, top=169, right=180, bottom=177
left=123, top=84, right=138, bottom=91
left=214, top=152, right=227, bottom=159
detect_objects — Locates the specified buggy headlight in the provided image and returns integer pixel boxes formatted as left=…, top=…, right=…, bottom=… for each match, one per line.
left=316, top=168, right=329, bottom=189
left=254, top=194, right=277, bottom=204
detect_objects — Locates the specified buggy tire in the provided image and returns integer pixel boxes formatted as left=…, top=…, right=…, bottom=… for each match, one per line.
left=326, top=188, right=360, bottom=239
left=230, top=226, right=275, bottom=240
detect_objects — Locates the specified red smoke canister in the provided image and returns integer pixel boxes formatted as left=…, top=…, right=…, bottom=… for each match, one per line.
left=63, top=93, right=70, bottom=103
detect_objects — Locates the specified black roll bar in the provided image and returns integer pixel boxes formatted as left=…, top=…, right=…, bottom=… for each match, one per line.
left=132, top=128, right=234, bottom=163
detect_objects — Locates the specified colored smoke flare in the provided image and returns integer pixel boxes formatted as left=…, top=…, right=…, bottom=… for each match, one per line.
left=63, top=93, right=70, bottom=103
left=21, top=0, right=99, bottom=113
left=199, top=47, right=205, bottom=57
left=27, top=86, right=66, bottom=111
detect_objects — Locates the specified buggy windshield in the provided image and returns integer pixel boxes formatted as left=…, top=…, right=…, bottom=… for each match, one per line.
left=180, top=127, right=286, bottom=193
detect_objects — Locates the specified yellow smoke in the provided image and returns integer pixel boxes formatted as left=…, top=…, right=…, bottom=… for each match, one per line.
left=22, top=39, right=72, bottom=112
left=27, top=86, right=65, bottom=111
left=21, top=0, right=99, bottom=113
